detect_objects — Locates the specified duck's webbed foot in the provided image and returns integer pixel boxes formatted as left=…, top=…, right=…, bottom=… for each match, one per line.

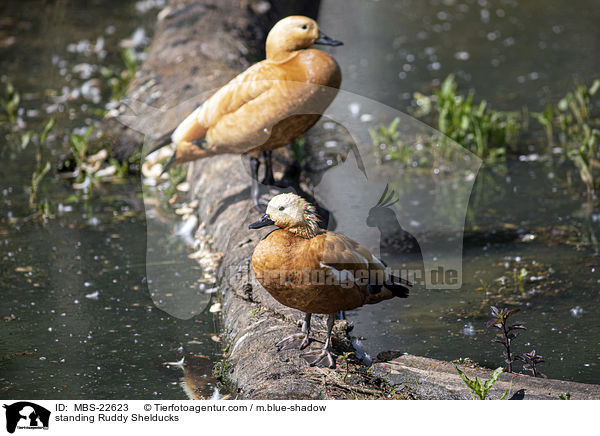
left=300, top=349, right=335, bottom=368
left=301, top=314, right=336, bottom=368
left=276, top=313, right=312, bottom=351
left=275, top=333, right=311, bottom=351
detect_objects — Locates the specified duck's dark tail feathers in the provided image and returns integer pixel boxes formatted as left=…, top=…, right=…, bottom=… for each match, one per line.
left=160, top=149, right=178, bottom=176
left=147, top=130, right=174, bottom=155
left=386, top=275, right=411, bottom=298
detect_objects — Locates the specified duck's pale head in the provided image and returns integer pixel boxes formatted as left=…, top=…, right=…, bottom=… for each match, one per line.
left=248, top=193, right=321, bottom=238
left=266, top=16, right=343, bottom=61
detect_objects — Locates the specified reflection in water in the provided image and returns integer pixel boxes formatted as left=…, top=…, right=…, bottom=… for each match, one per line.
left=177, top=355, right=223, bottom=400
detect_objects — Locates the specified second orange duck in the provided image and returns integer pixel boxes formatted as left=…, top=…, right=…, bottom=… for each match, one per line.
left=249, top=193, right=411, bottom=368
left=151, top=16, right=343, bottom=207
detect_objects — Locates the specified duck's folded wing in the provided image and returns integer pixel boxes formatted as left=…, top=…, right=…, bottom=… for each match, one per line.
left=196, top=63, right=330, bottom=152
left=310, top=233, right=411, bottom=300
left=171, top=64, right=277, bottom=148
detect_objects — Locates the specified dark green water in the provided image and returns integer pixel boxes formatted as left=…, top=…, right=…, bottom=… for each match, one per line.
left=1, top=0, right=221, bottom=399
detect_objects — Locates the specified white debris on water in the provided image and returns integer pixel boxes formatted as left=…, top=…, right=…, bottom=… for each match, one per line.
left=175, top=215, right=199, bottom=246
left=570, top=306, right=583, bottom=318
left=164, top=357, right=185, bottom=369
left=135, top=0, right=166, bottom=14
left=462, top=322, right=475, bottom=336
left=120, top=28, right=149, bottom=50
left=348, top=102, right=361, bottom=117
left=85, top=291, right=100, bottom=300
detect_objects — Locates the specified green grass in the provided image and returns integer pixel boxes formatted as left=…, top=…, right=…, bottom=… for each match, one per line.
left=290, top=136, right=307, bottom=164
left=413, top=75, right=520, bottom=162
left=163, top=164, right=189, bottom=201
left=0, top=82, right=20, bottom=126
left=28, top=118, right=56, bottom=221
left=69, top=127, right=94, bottom=183
left=533, top=79, right=600, bottom=197
left=370, top=117, right=411, bottom=165
left=370, top=117, right=457, bottom=169
left=374, top=76, right=600, bottom=200
left=100, top=48, right=139, bottom=103
left=372, top=75, right=521, bottom=166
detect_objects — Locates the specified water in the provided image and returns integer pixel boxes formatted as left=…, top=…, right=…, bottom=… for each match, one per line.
left=1, top=185, right=222, bottom=399
left=319, top=0, right=600, bottom=110
left=0, top=0, right=221, bottom=399
left=317, top=0, right=600, bottom=383
left=344, top=160, right=600, bottom=383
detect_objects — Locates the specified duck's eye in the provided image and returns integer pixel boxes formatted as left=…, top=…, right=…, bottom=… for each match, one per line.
left=279, top=206, right=285, bottom=211
left=301, top=24, right=308, bottom=30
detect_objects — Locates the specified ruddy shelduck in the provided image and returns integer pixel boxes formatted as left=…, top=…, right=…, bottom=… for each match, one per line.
left=151, top=16, right=343, bottom=207
left=249, top=193, right=411, bottom=368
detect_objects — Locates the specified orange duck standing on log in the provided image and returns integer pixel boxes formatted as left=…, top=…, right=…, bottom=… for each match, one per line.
left=150, top=16, right=343, bottom=208
left=249, top=193, right=411, bottom=368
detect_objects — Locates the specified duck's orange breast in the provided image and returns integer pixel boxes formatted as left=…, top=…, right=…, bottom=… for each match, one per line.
left=283, top=49, right=341, bottom=88
left=252, top=229, right=392, bottom=315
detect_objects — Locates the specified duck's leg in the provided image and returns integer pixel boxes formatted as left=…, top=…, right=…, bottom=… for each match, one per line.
left=261, top=151, right=275, bottom=186
left=301, top=314, right=336, bottom=368
left=262, top=150, right=295, bottom=191
left=249, top=156, right=266, bottom=211
left=275, top=313, right=312, bottom=350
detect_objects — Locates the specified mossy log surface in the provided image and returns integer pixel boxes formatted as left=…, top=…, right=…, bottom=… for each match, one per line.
left=108, top=0, right=600, bottom=400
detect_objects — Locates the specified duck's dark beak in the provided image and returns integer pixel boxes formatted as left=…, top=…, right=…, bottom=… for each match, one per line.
left=248, top=214, right=275, bottom=229
left=314, top=31, right=343, bottom=47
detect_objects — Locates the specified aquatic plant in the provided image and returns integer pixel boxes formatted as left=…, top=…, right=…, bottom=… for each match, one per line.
left=486, top=306, right=526, bottom=373
left=369, top=117, right=456, bottom=170
left=0, top=82, right=20, bottom=126
left=29, top=161, right=51, bottom=210
left=370, top=117, right=411, bottom=165
left=453, top=364, right=507, bottom=400
left=413, top=75, right=520, bottom=162
left=163, top=164, right=189, bottom=202
left=515, top=267, right=528, bottom=296
left=517, top=349, right=545, bottom=378
left=69, top=127, right=93, bottom=184
left=28, top=118, right=56, bottom=222
left=533, top=79, right=600, bottom=197
left=559, top=392, right=571, bottom=400
left=532, top=104, right=555, bottom=146
left=100, top=48, right=139, bottom=102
